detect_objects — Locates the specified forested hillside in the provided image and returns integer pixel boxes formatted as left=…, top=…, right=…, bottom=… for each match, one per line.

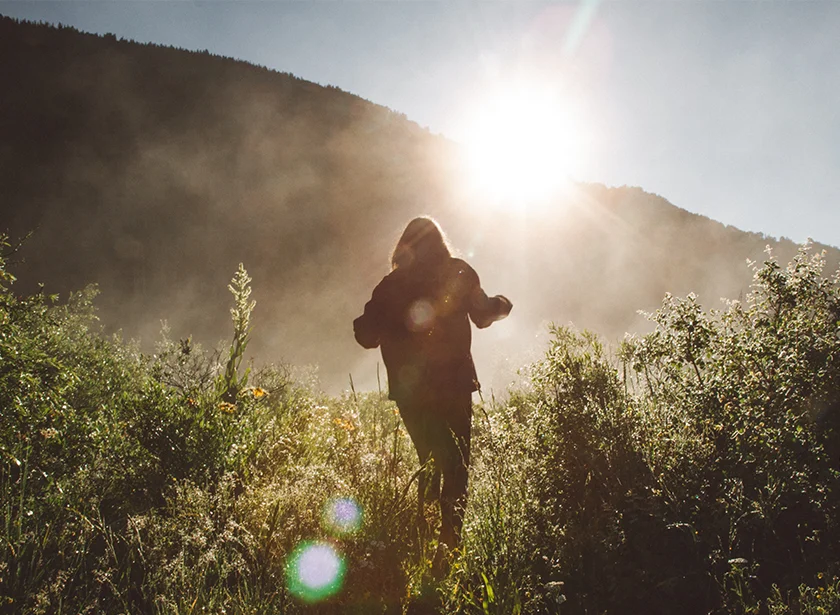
left=1, top=15, right=838, bottom=395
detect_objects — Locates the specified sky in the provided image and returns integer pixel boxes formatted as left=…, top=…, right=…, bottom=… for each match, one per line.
left=2, top=0, right=839, bottom=248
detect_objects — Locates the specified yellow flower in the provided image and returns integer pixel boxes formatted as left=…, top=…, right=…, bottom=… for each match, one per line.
left=218, top=402, right=236, bottom=414
left=252, top=387, right=268, bottom=399
left=333, top=417, right=356, bottom=432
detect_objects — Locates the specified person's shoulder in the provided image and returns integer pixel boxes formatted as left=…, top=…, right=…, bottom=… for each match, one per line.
left=372, top=267, right=405, bottom=294
left=447, top=257, right=479, bottom=283
left=448, top=257, right=474, bottom=272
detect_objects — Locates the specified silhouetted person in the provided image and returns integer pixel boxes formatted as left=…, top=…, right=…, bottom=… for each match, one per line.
left=354, top=217, right=511, bottom=569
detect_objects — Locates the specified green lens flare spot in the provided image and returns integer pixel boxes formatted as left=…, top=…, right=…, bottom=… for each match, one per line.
left=286, top=541, right=346, bottom=603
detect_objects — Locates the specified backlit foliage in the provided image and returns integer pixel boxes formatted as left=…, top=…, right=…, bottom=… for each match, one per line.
left=1, top=239, right=838, bottom=613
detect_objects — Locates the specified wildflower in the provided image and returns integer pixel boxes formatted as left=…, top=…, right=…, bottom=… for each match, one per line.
left=333, top=417, right=356, bottom=432
left=239, top=387, right=269, bottom=399
left=218, top=402, right=236, bottom=414
left=40, top=427, right=58, bottom=439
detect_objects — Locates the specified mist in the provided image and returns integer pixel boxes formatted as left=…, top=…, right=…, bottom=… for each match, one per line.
left=3, top=16, right=839, bottom=399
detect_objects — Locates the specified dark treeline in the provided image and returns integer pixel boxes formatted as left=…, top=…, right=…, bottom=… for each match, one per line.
left=1, top=15, right=838, bottom=393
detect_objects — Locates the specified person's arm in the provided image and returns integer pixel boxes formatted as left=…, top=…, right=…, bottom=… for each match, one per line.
left=353, top=280, right=387, bottom=349
left=466, top=268, right=512, bottom=329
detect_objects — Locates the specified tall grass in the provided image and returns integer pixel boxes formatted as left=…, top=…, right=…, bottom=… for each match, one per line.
left=1, top=238, right=839, bottom=614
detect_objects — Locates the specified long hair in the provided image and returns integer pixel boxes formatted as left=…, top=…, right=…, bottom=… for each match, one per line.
left=391, top=217, right=452, bottom=270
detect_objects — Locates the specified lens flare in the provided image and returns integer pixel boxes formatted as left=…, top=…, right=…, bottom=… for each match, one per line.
left=286, top=541, right=346, bottom=603
left=323, top=496, right=363, bottom=535
left=406, top=299, right=435, bottom=332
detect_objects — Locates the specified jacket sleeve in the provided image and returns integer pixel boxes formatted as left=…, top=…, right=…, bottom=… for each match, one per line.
left=354, top=280, right=387, bottom=349
left=466, top=267, right=513, bottom=329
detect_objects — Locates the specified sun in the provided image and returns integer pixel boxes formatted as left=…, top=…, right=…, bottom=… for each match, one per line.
left=458, top=83, right=587, bottom=207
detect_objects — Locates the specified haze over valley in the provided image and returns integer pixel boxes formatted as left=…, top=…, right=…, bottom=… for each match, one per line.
left=2, top=16, right=838, bottom=395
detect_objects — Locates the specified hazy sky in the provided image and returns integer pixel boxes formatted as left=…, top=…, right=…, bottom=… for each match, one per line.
left=3, top=1, right=838, bottom=248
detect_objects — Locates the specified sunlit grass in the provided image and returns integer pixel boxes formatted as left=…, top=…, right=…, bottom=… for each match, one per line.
left=2, top=238, right=839, bottom=614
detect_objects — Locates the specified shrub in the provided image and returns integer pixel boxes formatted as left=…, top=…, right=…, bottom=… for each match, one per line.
left=446, top=243, right=840, bottom=614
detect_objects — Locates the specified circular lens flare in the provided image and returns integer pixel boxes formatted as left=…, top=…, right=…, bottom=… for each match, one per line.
left=286, top=541, right=346, bottom=603
left=323, top=496, right=363, bottom=535
left=406, top=299, right=435, bottom=332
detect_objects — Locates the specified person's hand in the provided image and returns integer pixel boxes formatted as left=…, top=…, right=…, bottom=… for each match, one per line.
left=493, top=295, right=513, bottom=320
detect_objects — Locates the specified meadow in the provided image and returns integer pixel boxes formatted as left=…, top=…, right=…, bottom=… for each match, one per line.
left=1, top=235, right=838, bottom=614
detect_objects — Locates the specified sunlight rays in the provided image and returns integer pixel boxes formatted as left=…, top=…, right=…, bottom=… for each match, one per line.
left=457, top=79, right=590, bottom=211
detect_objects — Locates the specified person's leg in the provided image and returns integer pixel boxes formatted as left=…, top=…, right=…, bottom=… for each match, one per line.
left=398, top=399, right=437, bottom=538
left=434, top=390, right=473, bottom=550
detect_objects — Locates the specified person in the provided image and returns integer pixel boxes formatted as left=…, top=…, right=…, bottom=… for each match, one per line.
left=353, top=216, right=512, bottom=565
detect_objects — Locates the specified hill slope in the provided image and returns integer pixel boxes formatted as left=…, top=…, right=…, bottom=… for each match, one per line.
left=2, top=16, right=838, bottom=393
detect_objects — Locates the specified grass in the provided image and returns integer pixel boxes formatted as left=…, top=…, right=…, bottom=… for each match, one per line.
left=1, top=240, right=839, bottom=614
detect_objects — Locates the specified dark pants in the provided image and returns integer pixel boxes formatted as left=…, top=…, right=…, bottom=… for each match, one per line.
left=398, top=390, right=472, bottom=548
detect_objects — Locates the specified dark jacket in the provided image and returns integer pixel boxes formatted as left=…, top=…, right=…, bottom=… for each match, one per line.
left=354, top=257, right=511, bottom=405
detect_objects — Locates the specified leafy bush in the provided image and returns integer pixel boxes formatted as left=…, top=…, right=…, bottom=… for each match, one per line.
left=0, top=240, right=424, bottom=614
left=445, top=244, right=840, bottom=615
left=618, top=245, right=840, bottom=613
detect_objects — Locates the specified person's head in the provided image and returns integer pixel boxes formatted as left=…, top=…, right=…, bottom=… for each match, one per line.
left=391, top=217, right=451, bottom=270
